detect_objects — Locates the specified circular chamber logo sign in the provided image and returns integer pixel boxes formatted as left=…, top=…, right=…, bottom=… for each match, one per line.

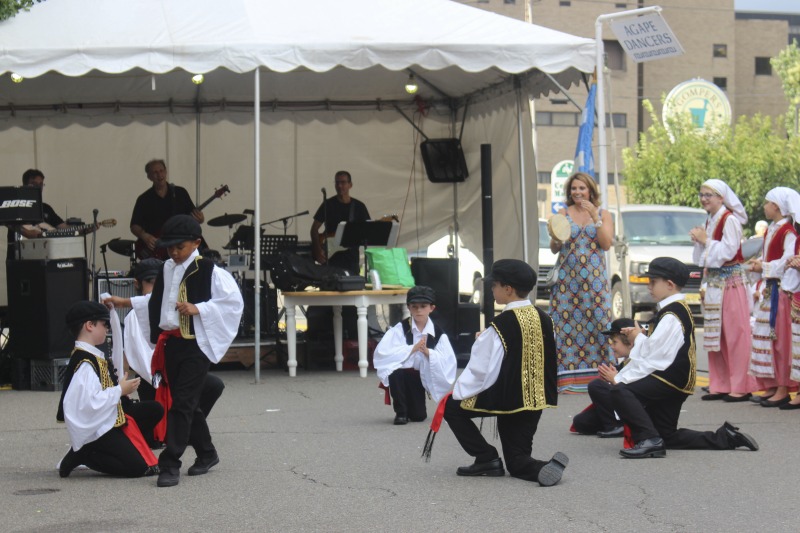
left=662, top=79, right=731, bottom=134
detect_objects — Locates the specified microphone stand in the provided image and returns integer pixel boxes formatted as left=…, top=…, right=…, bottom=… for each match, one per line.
left=90, top=209, right=100, bottom=300
left=262, top=210, right=310, bottom=236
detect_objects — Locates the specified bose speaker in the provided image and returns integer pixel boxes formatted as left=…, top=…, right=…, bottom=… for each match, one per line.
left=420, top=138, right=468, bottom=183
left=410, top=257, right=459, bottom=340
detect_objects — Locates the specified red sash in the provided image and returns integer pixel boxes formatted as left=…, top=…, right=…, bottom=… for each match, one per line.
left=121, top=414, right=158, bottom=467
left=151, top=329, right=182, bottom=442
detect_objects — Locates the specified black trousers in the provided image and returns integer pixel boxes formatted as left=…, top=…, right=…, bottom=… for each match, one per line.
left=76, top=427, right=149, bottom=478
left=137, top=372, right=225, bottom=421
left=443, top=397, right=548, bottom=482
left=388, top=369, right=426, bottom=421
left=572, top=378, right=622, bottom=434
left=158, top=337, right=216, bottom=472
left=122, top=398, right=164, bottom=449
left=610, top=376, right=732, bottom=449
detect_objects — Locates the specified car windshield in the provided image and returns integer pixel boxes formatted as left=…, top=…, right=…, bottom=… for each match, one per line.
left=621, top=211, right=706, bottom=245
left=539, top=221, right=550, bottom=248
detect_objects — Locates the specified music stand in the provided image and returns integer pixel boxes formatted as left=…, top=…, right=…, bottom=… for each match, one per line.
left=334, top=220, right=399, bottom=276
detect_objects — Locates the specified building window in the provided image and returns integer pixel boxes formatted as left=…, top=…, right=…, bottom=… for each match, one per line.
left=713, top=77, right=727, bottom=91
left=559, top=1, right=571, bottom=6
left=755, top=57, right=772, bottom=76
left=504, top=0, right=516, bottom=3
left=615, top=3, right=627, bottom=8
left=552, top=112, right=579, bottom=127
left=604, top=40, right=626, bottom=71
left=605, top=113, right=627, bottom=128
left=713, top=44, right=727, bottom=58
left=535, top=112, right=552, bottom=126
left=538, top=172, right=551, bottom=184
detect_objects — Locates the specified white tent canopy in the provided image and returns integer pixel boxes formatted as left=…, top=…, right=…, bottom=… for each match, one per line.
left=0, top=0, right=594, bottom=378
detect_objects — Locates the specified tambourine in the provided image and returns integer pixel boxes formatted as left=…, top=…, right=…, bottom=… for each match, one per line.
left=547, top=214, right=570, bottom=242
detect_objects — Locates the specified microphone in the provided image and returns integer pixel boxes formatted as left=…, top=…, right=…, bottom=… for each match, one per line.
left=297, top=210, right=309, bottom=216
left=93, top=208, right=99, bottom=226
left=321, top=187, right=327, bottom=196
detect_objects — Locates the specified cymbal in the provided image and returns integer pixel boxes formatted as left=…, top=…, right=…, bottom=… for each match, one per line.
left=106, top=238, right=136, bottom=256
left=208, top=213, right=247, bottom=227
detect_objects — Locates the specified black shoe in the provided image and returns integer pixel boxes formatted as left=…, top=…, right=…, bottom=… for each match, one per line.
left=596, top=426, right=624, bottom=438
left=750, top=394, right=773, bottom=404
left=456, top=457, right=505, bottom=477
left=59, top=449, right=81, bottom=478
left=393, top=416, right=408, bottom=425
left=779, top=401, right=800, bottom=410
left=537, top=452, right=569, bottom=487
left=157, top=468, right=180, bottom=487
left=701, top=386, right=710, bottom=393
left=619, top=437, right=666, bottom=459
left=701, top=393, right=726, bottom=401
left=761, top=396, right=790, bottom=408
left=144, top=465, right=160, bottom=477
left=188, top=454, right=219, bottom=476
left=723, top=421, right=759, bottom=451
left=723, top=393, right=752, bottom=403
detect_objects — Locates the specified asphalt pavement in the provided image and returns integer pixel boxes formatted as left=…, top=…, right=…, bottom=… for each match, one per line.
left=1, top=328, right=798, bottom=533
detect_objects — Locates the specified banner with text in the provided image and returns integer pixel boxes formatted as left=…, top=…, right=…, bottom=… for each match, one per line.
left=609, top=12, right=683, bottom=63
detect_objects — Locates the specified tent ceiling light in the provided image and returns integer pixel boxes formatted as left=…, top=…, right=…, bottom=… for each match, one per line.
left=404, top=74, right=418, bottom=94
left=10, top=73, right=23, bottom=83
left=191, top=73, right=204, bottom=85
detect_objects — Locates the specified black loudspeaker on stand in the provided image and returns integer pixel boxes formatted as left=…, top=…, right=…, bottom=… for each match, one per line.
left=420, top=138, right=469, bottom=183
left=6, top=259, right=89, bottom=360
left=239, top=279, right=278, bottom=338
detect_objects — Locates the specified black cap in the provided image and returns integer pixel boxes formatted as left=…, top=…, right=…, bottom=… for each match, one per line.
left=156, top=214, right=202, bottom=248
left=134, top=258, right=163, bottom=282
left=601, top=318, right=636, bottom=336
left=66, top=300, right=110, bottom=328
left=645, top=257, right=689, bottom=287
left=407, top=285, right=436, bottom=305
left=485, top=259, right=536, bottom=293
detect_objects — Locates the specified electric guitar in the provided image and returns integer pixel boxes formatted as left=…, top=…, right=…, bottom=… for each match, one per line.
left=135, top=184, right=230, bottom=260
left=322, top=214, right=399, bottom=258
left=22, top=218, right=117, bottom=238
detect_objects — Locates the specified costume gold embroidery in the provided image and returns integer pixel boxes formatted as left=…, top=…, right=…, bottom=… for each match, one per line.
left=651, top=301, right=696, bottom=394
left=178, top=256, right=201, bottom=339
left=96, top=356, right=126, bottom=427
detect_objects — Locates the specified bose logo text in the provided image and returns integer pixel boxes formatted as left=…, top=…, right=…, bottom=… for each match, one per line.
left=0, top=200, right=37, bottom=208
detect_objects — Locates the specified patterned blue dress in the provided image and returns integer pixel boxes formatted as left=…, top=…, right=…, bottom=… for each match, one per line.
left=549, top=213, right=612, bottom=393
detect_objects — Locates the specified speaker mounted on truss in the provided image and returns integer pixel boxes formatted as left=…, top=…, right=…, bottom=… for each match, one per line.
left=420, top=138, right=468, bottom=183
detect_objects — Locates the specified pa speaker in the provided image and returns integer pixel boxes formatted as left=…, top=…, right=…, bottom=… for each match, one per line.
left=410, top=257, right=459, bottom=340
left=6, top=259, right=88, bottom=360
left=420, top=138, right=468, bottom=183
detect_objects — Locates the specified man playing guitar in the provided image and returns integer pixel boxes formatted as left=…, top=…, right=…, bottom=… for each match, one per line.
left=310, top=170, right=371, bottom=274
left=6, top=169, right=70, bottom=260
left=130, top=159, right=205, bottom=260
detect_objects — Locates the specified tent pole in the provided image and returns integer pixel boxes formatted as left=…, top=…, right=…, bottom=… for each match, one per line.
left=516, top=85, right=528, bottom=263
left=254, top=68, right=261, bottom=384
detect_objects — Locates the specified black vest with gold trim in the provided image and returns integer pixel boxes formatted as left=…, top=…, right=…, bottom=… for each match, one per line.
left=651, top=299, right=696, bottom=394
left=148, top=256, right=214, bottom=344
left=400, top=317, right=443, bottom=350
left=461, top=305, right=557, bottom=414
left=56, top=348, right=126, bottom=427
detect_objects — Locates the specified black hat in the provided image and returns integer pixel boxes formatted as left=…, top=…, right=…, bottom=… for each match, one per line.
left=601, top=318, right=636, bottom=336
left=645, top=257, right=689, bottom=287
left=66, top=300, right=110, bottom=328
left=407, top=285, right=436, bottom=305
left=134, top=258, right=163, bottom=282
left=156, top=214, right=202, bottom=248
left=485, top=259, right=536, bottom=293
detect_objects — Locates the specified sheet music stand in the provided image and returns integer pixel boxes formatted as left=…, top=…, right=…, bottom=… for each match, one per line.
left=334, top=220, right=399, bottom=276
left=256, top=235, right=299, bottom=268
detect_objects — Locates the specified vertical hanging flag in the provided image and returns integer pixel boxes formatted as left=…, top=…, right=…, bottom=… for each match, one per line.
left=574, top=82, right=597, bottom=178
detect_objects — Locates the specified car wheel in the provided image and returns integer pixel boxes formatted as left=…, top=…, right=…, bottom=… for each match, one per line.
left=611, top=281, right=624, bottom=321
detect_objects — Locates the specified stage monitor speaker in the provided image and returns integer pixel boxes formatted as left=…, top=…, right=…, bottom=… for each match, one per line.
left=6, top=259, right=88, bottom=360
left=239, top=280, right=279, bottom=337
left=420, top=138, right=468, bottom=183
left=410, top=257, right=459, bottom=340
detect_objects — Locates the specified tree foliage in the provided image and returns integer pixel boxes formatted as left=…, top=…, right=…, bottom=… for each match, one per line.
left=622, top=100, right=800, bottom=233
left=0, top=0, right=44, bottom=22
left=771, top=40, right=800, bottom=134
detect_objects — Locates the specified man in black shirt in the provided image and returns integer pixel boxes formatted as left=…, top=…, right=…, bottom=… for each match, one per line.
left=6, top=169, right=69, bottom=261
left=310, top=170, right=370, bottom=274
left=130, top=159, right=204, bottom=260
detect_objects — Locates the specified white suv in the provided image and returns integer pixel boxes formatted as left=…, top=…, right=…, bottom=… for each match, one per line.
left=608, top=205, right=707, bottom=321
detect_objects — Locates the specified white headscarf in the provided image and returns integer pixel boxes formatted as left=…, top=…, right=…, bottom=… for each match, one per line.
left=765, top=187, right=800, bottom=222
left=702, top=179, right=747, bottom=224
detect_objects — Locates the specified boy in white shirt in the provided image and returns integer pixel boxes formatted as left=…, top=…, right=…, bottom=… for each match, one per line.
left=373, top=285, right=456, bottom=425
